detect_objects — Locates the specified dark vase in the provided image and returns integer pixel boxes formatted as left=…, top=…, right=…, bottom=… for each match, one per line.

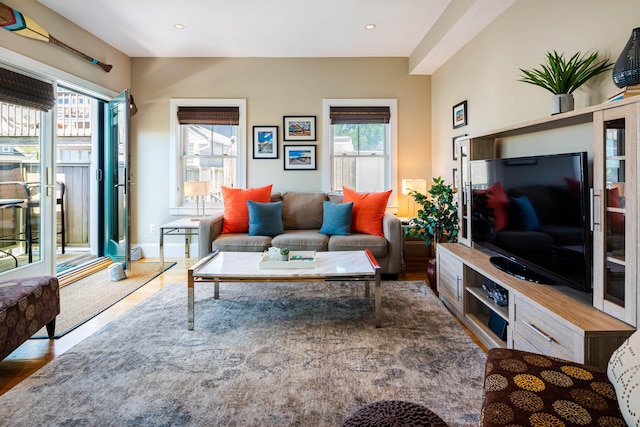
left=426, top=258, right=437, bottom=293
left=612, top=27, right=640, bottom=88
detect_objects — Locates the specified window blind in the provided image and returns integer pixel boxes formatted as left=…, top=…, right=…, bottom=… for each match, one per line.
left=177, top=106, right=239, bottom=125
left=0, top=67, right=56, bottom=111
left=329, top=106, right=390, bottom=124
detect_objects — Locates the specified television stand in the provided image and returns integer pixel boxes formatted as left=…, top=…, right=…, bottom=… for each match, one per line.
left=437, top=243, right=634, bottom=369
left=489, top=256, right=556, bottom=285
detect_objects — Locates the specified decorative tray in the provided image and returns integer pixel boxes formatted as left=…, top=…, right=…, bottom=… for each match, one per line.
left=259, top=250, right=316, bottom=269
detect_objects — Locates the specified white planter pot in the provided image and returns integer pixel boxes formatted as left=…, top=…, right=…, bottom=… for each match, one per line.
left=551, top=94, right=574, bottom=115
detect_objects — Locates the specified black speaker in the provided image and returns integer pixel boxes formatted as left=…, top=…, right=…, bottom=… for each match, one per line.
left=488, top=311, right=508, bottom=341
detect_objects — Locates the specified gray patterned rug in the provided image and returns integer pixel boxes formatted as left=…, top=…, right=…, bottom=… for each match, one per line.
left=1, top=280, right=487, bottom=426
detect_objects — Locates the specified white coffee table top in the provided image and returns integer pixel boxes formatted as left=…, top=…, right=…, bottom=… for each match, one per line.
left=193, top=250, right=378, bottom=279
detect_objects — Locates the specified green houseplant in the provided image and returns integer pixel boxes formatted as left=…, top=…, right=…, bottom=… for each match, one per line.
left=404, top=177, right=458, bottom=290
left=404, top=177, right=458, bottom=252
left=519, top=50, right=613, bottom=114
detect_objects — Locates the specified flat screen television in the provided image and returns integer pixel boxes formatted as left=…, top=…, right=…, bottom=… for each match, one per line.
left=469, top=152, right=591, bottom=292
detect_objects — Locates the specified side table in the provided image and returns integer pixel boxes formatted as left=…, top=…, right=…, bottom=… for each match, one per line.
left=159, top=218, right=200, bottom=271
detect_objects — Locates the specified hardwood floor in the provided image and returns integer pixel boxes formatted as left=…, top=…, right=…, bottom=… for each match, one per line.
left=0, top=256, right=483, bottom=397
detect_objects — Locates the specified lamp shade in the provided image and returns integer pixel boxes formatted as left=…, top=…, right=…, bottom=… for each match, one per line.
left=402, top=178, right=427, bottom=195
left=184, top=180, right=210, bottom=197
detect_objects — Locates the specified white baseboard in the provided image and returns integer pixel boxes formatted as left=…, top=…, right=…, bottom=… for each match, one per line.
left=132, top=242, right=199, bottom=260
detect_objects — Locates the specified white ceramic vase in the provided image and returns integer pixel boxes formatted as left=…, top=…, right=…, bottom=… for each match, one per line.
left=551, top=93, right=574, bottom=115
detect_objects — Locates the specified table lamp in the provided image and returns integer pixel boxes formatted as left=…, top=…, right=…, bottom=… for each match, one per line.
left=401, top=178, right=427, bottom=217
left=184, top=180, right=210, bottom=219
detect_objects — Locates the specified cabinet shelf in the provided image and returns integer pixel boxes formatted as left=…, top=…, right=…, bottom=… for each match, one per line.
left=607, top=207, right=625, bottom=214
left=607, top=253, right=626, bottom=265
left=465, top=312, right=508, bottom=348
left=467, top=286, right=508, bottom=320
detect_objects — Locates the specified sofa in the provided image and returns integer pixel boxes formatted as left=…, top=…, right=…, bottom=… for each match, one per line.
left=198, top=191, right=403, bottom=276
left=480, top=329, right=640, bottom=426
left=0, top=276, right=60, bottom=361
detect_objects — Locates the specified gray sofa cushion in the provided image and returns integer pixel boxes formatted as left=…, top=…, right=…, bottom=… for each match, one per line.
left=282, top=192, right=328, bottom=230
left=271, top=230, right=329, bottom=251
left=328, top=234, right=388, bottom=259
left=212, top=234, right=272, bottom=252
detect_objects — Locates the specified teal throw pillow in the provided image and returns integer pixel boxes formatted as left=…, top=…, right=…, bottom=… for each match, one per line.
left=247, top=200, right=283, bottom=236
left=319, top=201, right=353, bottom=236
left=511, top=196, right=540, bottom=231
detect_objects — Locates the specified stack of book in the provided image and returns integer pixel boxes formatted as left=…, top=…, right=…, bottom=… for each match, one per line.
left=607, top=84, right=640, bottom=102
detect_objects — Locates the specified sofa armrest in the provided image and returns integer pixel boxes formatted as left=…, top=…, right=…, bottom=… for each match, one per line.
left=198, top=213, right=225, bottom=259
left=382, top=212, right=402, bottom=274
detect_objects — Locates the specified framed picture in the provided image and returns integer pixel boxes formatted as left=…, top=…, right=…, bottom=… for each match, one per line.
left=452, top=134, right=468, bottom=160
left=453, top=100, right=467, bottom=129
left=283, top=145, right=316, bottom=170
left=253, top=126, right=278, bottom=159
left=283, top=116, right=316, bottom=141
left=453, top=168, right=459, bottom=190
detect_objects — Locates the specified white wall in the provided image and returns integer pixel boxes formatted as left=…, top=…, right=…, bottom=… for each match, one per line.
left=431, top=0, right=640, bottom=179
left=130, top=57, right=430, bottom=255
left=0, top=0, right=130, bottom=93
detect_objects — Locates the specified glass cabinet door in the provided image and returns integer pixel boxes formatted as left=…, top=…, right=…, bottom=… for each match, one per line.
left=457, top=138, right=471, bottom=246
left=593, top=105, right=637, bottom=326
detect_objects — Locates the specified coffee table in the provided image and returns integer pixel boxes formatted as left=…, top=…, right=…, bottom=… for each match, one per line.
left=187, top=249, right=382, bottom=329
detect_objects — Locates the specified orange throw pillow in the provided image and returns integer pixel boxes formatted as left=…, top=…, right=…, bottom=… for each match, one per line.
left=342, top=187, right=392, bottom=237
left=221, top=185, right=273, bottom=233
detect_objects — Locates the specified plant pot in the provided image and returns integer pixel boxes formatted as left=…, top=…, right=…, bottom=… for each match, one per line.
left=426, top=258, right=437, bottom=293
left=551, top=94, right=574, bottom=115
left=280, top=254, right=288, bottom=261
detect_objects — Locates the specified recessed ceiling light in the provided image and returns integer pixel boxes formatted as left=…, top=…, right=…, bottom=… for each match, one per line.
left=365, top=24, right=376, bottom=30
left=175, top=23, right=185, bottom=30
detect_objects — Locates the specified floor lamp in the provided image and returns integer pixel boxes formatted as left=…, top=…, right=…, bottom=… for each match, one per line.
left=184, top=180, right=210, bottom=219
left=401, top=178, right=427, bottom=218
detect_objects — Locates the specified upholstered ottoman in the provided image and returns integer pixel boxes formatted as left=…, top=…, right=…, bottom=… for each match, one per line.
left=0, top=276, right=60, bottom=360
left=480, top=348, right=628, bottom=426
left=343, top=400, right=448, bottom=426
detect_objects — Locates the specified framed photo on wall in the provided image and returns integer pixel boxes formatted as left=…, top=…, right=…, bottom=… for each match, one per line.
left=283, top=145, right=316, bottom=170
left=452, top=133, right=468, bottom=160
left=453, top=168, right=459, bottom=190
left=253, top=126, right=278, bottom=159
left=453, top=100, right=467, bottom=129
left=283, top=116, right=316, bottom=141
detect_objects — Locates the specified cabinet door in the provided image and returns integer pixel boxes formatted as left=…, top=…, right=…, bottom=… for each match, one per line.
left=456, top=138, right=472, bottom=246
left=437, top=248, right=464, bottom=315
left=593, top=104, right=638, bottom=327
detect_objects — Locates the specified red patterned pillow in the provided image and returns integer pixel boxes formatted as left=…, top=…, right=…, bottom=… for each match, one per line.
left=221, top=185, right=273, bottom=233
left=342, top=187, right=392, bottom=237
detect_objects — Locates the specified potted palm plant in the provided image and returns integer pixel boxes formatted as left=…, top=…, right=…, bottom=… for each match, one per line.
left=404, top=177, right=458, bottom=290
left=519, top=50, right=613, bottom=115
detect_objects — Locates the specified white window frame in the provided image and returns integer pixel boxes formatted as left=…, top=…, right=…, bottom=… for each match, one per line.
left=322, top=98, right=398, bottom=210
left=169, top=98, right=247, bottom=215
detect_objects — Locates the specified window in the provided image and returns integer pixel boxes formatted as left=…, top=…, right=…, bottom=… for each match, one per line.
left=322, top=99, right=398, bottom=207
left=169, top=99, right=246, bottom=215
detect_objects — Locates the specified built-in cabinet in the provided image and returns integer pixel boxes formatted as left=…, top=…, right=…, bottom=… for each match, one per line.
left=592, top=104, right=638, bottom=326
left=442, top=98, right=640, bottom=369
left=438, top=243, right=634, bottom=369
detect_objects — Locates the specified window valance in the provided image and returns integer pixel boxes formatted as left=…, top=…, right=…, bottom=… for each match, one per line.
left=0, top=67, right=55, bottom=111
left=177, top=106, right=240, bottom=125
left=329, top=106, right=390, bottom=124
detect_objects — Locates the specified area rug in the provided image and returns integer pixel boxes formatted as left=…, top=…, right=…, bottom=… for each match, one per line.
left=3, top=280, right=487, bottom=426
left=35, top=261, right=175, bottom=338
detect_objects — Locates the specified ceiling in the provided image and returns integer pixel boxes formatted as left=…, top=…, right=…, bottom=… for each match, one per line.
left=38, top=0, right=515, bottom=75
